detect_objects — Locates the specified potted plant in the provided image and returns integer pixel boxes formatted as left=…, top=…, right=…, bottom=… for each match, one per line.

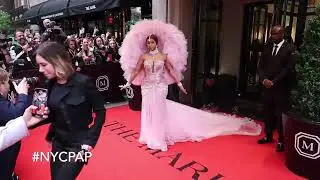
left=282, top=3, right=320, bottom=179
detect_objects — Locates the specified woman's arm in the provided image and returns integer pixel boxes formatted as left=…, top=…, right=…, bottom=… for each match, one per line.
left=0, top=116, right=29, bottom=152
left=127, top=55, right=145, bottom=84
left=164, top=55, right=187, bottom=94
left=164, top=55, right=180, bottom=83
left=0, top=105, right=48, bottom=151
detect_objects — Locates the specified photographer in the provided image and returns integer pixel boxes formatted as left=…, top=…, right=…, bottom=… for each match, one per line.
left=0, top=68, right=30, bottom=180
left=41, top=19, right=67, bottom=45
left=10, top=29, right=37, bottom=74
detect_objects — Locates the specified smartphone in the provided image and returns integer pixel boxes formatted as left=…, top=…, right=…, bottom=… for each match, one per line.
left=32, top=88, right=48, bottom=116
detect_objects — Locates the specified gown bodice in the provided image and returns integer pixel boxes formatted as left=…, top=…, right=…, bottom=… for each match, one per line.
left=143, top=59, right=165, bottom=85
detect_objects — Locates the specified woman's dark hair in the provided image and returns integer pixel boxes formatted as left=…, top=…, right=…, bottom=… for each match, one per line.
left=36, top=41, right=74, bottom=80
left=146, top=34, right=158, bottom=44
left=94, top=36, right=104, bottom=47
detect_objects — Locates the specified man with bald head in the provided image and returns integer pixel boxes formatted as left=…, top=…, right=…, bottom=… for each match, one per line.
left=258, top=25, right=296, bottom=152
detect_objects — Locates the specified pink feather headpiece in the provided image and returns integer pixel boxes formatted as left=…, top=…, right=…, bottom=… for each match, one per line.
left=119, top=19, right=188, bottom=85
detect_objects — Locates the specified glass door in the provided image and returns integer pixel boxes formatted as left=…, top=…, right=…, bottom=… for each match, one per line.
left=239, top=3, right=273, bottom=100
left=192, top=0, right=223, bottom=107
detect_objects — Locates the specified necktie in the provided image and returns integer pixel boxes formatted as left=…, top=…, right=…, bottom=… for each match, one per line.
left=272, top=45, right=278, bottom=56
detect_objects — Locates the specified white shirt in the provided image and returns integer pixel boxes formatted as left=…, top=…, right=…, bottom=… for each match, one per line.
left=0, top=117, right=29, bottom=152
left=272, top=39, right=285, bottom=56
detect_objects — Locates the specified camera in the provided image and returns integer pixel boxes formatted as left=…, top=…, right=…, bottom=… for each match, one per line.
left=46, top=21, right=62, bottom=35
left=42, top=22, right=67, bottom=44
left=11, top=77, right=40, bottom=86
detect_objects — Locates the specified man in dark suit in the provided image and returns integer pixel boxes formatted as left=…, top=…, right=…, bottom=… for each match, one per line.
left=257, top=25, right=296, bottom=152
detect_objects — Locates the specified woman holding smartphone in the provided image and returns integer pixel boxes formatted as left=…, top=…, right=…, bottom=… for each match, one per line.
left=35, top=42, right=106, bottom=180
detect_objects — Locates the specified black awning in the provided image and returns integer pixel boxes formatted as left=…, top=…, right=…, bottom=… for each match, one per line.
left=38, top=0, right=69, bottom=21
left=20, top=3, right=44, bottom=24
left=68, top=0, right=145, bottom=16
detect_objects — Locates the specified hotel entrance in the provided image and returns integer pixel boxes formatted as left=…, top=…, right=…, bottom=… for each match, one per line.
left=239, top=0, right=317, bottom=100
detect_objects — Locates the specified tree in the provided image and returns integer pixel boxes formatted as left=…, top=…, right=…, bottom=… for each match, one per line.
left=293, top=3, right=320, bottom=122
left=0, top=10, right=13, bottom=34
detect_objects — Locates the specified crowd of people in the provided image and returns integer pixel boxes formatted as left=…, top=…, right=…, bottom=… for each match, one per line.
left=0, top=20, right=121, bottom=74
left=0, top=19, right=118, bottom=180
left=65, top=32, right=121, bottom=72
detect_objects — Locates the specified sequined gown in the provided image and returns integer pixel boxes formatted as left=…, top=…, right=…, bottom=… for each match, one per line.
left=138, top=58, right=261, bottom=151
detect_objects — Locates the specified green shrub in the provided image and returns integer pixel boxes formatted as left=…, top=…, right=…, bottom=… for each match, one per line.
left=293, top=4, right=320, bottom=122
left=0, top=11, right=13, bottom=34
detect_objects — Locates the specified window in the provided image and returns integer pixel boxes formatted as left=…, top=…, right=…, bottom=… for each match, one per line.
left=198, top=0, right=222, bottom=75
left=192, top=0, right=223, bottom=106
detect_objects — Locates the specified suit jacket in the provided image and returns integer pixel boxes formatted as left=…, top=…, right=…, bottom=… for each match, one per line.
left=258, top=41, right=296, bottom=91
left=41, top=73, right=106, bottom=148
left=0, top=117, right=29, bottom=152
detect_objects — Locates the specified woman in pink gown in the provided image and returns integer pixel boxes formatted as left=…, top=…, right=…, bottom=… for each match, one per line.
left=120, top=32, right=261, bottom=151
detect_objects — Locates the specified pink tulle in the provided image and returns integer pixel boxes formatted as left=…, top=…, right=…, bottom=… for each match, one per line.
left=119, top=19, right=188, bottom=85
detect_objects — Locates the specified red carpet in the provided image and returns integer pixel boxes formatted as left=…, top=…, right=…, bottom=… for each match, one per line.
left=15, top=105, right=304, bottom=180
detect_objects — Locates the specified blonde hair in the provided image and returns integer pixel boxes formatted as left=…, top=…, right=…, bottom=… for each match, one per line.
left=51, top=55, right=74, bottom=80
left=36, top=42, right=74, bottom=81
